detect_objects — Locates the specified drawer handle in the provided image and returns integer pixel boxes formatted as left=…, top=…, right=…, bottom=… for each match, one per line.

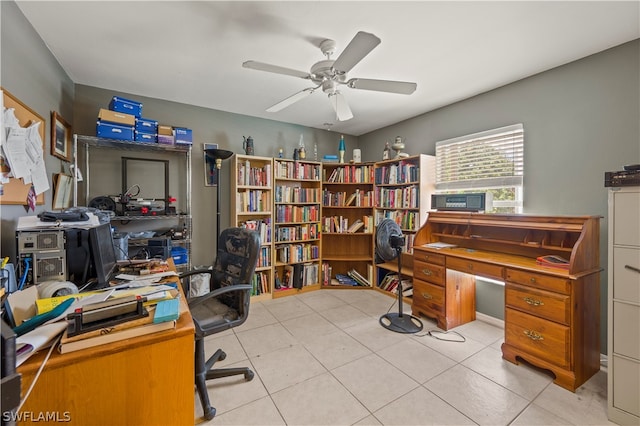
left=625, top=265, right=640, bottom=274
left=524, top=330, right=544, bottom=341
left=523, top=297, right=544, bottom=307
left=421, top=293, right=433, bottom=300
left=467, top=263, right=473, bottom=270
left=422, top=269, right=433, bottom=276
left=529, top=277, right=537, bottom=284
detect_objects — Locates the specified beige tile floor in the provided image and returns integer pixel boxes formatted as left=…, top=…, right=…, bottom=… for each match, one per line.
left=194, top=289, right=612, bottom=426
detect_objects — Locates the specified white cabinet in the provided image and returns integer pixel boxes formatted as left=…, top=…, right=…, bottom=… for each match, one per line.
left=608, top=186, right=640, bottom=425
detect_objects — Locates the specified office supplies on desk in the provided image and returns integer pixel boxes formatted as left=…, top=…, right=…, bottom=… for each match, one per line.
left=58, top=318, right=176, bottom=354
left=66, top=295, right=148, bottom=337
left=153, top=299, right=180, bottom=323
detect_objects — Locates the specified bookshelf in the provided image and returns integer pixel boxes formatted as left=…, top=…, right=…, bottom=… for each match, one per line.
left=373, top=154, right=435, bottom=299
left=230, top=154, right=273, bottom=301
left=272, top=159, right=322, bottom=298
left=321, top=163, right=376, bottom=289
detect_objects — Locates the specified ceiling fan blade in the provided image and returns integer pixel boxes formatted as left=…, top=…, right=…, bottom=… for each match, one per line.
left=329, top=92, right=353, bottom=121
left=347, top=78, right=417, bottom=94
left=333, top=31, right=381, bottom=74
left=266, top=87, right=316, bottom=112
left=243, top=60, right=311, bottom=79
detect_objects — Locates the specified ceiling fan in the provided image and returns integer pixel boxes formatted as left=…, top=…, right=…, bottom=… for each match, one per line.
left=242, top=31, right=417, bottom=121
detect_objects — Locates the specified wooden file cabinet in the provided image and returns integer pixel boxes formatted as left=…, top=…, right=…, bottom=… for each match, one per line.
left=413, top=212, right=601, bottom=391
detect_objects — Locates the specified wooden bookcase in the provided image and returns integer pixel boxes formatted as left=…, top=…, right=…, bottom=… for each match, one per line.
left=321, top=163, right=376, bottom=289
left=413, top=211, right=601, bottom=391
left=230, top=154, right=273, bottom=301
left=272, top=159, right=322, bottom=298
left=373, top=154, right=435, bottom=298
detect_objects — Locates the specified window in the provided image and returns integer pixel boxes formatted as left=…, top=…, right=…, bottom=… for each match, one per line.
left=435, top=124, right=524, bottom=213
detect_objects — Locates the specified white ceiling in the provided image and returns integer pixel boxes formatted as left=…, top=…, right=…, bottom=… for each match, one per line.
left=16, top=1, right=640, bottom=136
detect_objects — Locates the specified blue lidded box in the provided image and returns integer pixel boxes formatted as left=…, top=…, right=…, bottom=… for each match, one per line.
left=171, top=246, right=188, bottom=265
left=96, top=121, right=134, bottom=141
left=174, top=127, right=192, bottom=145
left=109, top=96, right=143, bottom=117
left=134, top=131, right=157, bottom=143
left=135, top=117, right=158, bottom=133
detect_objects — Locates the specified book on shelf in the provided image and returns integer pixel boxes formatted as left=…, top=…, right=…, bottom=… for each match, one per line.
left=347, top=219, right=364, bottom=233
left=347, top=269, right=371, bottom=287
left=335, top=274, right=359, bottom=286
left=536, top=255, right=570, bottom=269
left=59, top=318, right=177, bottom=354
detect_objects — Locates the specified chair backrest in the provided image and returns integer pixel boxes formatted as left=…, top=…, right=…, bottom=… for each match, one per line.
left=212, top=227, right=260, bottom=289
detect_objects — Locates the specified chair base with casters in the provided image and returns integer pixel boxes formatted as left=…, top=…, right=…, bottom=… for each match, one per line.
left=180, top=227, right=261, bottom=420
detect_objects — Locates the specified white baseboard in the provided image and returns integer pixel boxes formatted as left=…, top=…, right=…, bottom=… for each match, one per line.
left=476, top=312, right=504, bottom=329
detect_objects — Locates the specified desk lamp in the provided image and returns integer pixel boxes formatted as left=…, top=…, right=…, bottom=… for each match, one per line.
left=205, top=148, right=233, bottom=242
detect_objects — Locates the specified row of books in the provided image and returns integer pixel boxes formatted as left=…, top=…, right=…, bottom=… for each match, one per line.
left=378, top=273, right=413, bottom=296
left=374, top=210, right=420, bottom=232
left=237, top=161, right=271, bottom=187
left=275, top=223, right=320, bottom=242
left=324, top=164, right=375, bottom=183
left=275, top=205, right=320, bottom=223
left=274, top=186, right=320, bottom=203
left=274, top=160, right=321, bottom=180
left=321, top=215, right=374, bottom=233
left=236, top=189, right=271, bottom=213
left=240, top=218, right=272, bottom=243
left=374, top=162, right=420, bottom=185
left=277, top=243, right=320, bottom=264
left=322, top=188, right=374, bottom=207
left=251, top=271, right=270, bottom=295
left=375, top=186, right=420, bottom=209
left=257, top=246, right=271, bottom=268
left=276, top=262, right=319, bottom=289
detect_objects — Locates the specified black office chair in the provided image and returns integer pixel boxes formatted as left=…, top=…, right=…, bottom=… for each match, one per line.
left=179, top=227, right=260, bottom=420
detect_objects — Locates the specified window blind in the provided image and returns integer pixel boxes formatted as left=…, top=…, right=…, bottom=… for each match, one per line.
left=435, top=124, right=524, bottom=191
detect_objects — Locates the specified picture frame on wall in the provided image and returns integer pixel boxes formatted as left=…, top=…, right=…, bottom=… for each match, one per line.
left=51, top=111, right=71, bottom=162
left=204, top=143, right=219, bottom=186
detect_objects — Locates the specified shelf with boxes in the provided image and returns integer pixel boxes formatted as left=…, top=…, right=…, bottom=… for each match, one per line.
left=272, top=159, right=322, bottom=298
left=230, top=154, right=274, bottom=300
left=73, top=133, right=192, bottom=270
left=321, top=163, right=376, bottom=289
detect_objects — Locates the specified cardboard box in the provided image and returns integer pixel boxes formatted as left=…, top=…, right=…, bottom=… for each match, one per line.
left=158, top=125, right=173, bottom=136
left=98, top=108, right=136, bottom=126
left=174, top=127, right=192, bottom=145
left=157, top=134, right=174, bottom=145
left=134, top=131, right=157, bottom=143
left=135, top=117, right=158, bottom=133
left=109, top=96, right=143, bottom=117
left=96, top=121, right=134, bottom=141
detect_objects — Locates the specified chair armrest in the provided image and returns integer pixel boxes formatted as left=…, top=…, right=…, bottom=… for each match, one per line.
left=187, top=284, right=253, bottom=309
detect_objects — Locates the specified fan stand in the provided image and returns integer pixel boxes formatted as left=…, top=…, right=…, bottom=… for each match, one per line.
left=379, top=247, right=424, bottom=334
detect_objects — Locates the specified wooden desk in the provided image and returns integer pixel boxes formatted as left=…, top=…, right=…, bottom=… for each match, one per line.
left=17, top=270, right=195, bottom=425
left=413, top=212, right=601, bottom=391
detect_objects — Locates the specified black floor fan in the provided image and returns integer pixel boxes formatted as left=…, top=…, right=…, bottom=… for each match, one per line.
left=376, top=219, right=423, bottom=334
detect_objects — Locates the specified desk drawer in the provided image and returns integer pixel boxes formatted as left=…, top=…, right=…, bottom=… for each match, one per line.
left=412, top=280, right=444, bottom=316
left=413, top=251, right=445, bottom=266
left=506, top=283, right=570, bottom=325
left=506, top=269, right=570, bottom=295
left=447, top=257, right=504, bottom=280
left=414, top=260, right=445, bottom=285
left=505, top=308, right=570, bottom=368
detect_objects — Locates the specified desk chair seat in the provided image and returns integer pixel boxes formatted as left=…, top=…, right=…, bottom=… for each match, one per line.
left=180, top=227, right=260, bottom=420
